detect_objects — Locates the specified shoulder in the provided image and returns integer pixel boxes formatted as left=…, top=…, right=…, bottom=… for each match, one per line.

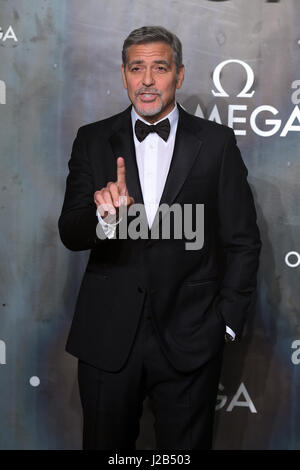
left=76, top=106, right=131, bottom=140
left=178, top=105, right=235, bottom=141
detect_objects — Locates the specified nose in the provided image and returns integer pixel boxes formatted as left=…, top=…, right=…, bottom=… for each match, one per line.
left=142, top=68, right=154, bottom=87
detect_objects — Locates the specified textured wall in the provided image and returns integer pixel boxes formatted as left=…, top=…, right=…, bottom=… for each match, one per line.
left=0, top=0, right=299, bottom=449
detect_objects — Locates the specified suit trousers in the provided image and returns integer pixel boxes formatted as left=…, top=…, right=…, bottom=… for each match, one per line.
left=77, top=291, right=224, bottom=450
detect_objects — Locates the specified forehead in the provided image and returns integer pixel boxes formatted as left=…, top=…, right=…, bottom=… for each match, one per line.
left=126, top=42, right=174, bottom=63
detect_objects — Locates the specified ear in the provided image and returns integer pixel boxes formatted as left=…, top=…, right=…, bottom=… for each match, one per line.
left=176, top=64, right=185, bottom=90
left=121, top=64, right=128, bottom=90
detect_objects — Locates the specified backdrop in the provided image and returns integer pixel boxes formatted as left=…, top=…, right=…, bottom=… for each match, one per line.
left=0, top=0, right=299, bottom=450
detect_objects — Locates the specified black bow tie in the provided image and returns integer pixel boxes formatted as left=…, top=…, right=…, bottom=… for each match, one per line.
left=134, top=118, right=170, bottom=142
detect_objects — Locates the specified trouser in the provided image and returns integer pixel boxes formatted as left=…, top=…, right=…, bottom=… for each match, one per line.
left=77, top=292, right=224, bottom=450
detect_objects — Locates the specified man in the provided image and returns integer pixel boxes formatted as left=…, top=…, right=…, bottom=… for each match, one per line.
left=58, top=26, right=261, bottom=450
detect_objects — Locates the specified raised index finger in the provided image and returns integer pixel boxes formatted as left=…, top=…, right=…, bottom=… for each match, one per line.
left=117, top=157, right=126, bottom=188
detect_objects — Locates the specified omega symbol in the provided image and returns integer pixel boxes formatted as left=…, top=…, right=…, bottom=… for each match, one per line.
left=212, top=59, right=255, bottom=98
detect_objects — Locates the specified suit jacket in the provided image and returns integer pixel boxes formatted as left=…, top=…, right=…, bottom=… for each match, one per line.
left=58, top=104, right=261, bottom=373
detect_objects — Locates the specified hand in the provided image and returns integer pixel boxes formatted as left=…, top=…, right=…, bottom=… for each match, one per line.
left=94, top=157, right=135, bottom=221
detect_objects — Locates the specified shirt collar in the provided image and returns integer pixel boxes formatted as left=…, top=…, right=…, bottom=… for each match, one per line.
left=131, top=102, right=179, bottom=137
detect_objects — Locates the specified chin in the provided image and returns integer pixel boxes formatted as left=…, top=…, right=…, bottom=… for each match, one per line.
left=134, top=102, right=163, bottom=117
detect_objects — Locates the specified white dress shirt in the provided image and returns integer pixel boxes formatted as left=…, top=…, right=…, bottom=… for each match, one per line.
left=96, top=103, right=235, bottom=340
left=131, top=104, right=179, bottom=228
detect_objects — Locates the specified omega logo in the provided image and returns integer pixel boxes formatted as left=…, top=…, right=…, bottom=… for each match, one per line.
left=0, top=26, right=18, bottom=42
left=212, top=59, right=255, bottom=98
left=216, top=382, right=257, bottom=413
left=194, top=61, right=300, bottom=137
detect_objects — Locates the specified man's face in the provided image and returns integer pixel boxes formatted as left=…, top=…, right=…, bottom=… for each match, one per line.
left=121, top=41, right=184, bottom=122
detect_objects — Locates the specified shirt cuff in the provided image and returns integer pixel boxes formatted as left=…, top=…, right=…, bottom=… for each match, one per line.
left=96, top=209, right=122, bottom=239
left=225, top=325, right=236, bottom=341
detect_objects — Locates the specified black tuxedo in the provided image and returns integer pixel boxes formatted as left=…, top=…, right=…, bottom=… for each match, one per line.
left=59, top=104, right=261, bottom=449
left=59, top=104, right=261, bottom=376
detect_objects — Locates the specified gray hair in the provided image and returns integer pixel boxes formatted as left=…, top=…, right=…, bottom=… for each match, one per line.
left=122, top=26, right=183, bottom=72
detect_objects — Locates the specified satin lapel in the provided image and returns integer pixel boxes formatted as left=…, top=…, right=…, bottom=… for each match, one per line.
left=108, top=107, right=144, bottom=206
left=151, top=106, right=203, bottom=234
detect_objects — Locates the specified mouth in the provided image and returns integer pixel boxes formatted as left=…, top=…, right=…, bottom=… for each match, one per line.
left=138, top=93, right=159, bottom=102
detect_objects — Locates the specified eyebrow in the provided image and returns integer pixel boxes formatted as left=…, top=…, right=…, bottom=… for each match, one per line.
left=127, top=59, right=171, bottom=67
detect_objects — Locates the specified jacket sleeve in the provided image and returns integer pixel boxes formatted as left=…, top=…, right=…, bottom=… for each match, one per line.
left=58, top=127, right=110, bottom=251
left=217, top=128, right=262, bottom=338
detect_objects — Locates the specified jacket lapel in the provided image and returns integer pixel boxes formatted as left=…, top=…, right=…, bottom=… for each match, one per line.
left=108, top=106, right=144, bottom=206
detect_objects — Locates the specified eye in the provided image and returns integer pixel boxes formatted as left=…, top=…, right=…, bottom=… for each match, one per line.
left=156, top=66, right=167, bottom=72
